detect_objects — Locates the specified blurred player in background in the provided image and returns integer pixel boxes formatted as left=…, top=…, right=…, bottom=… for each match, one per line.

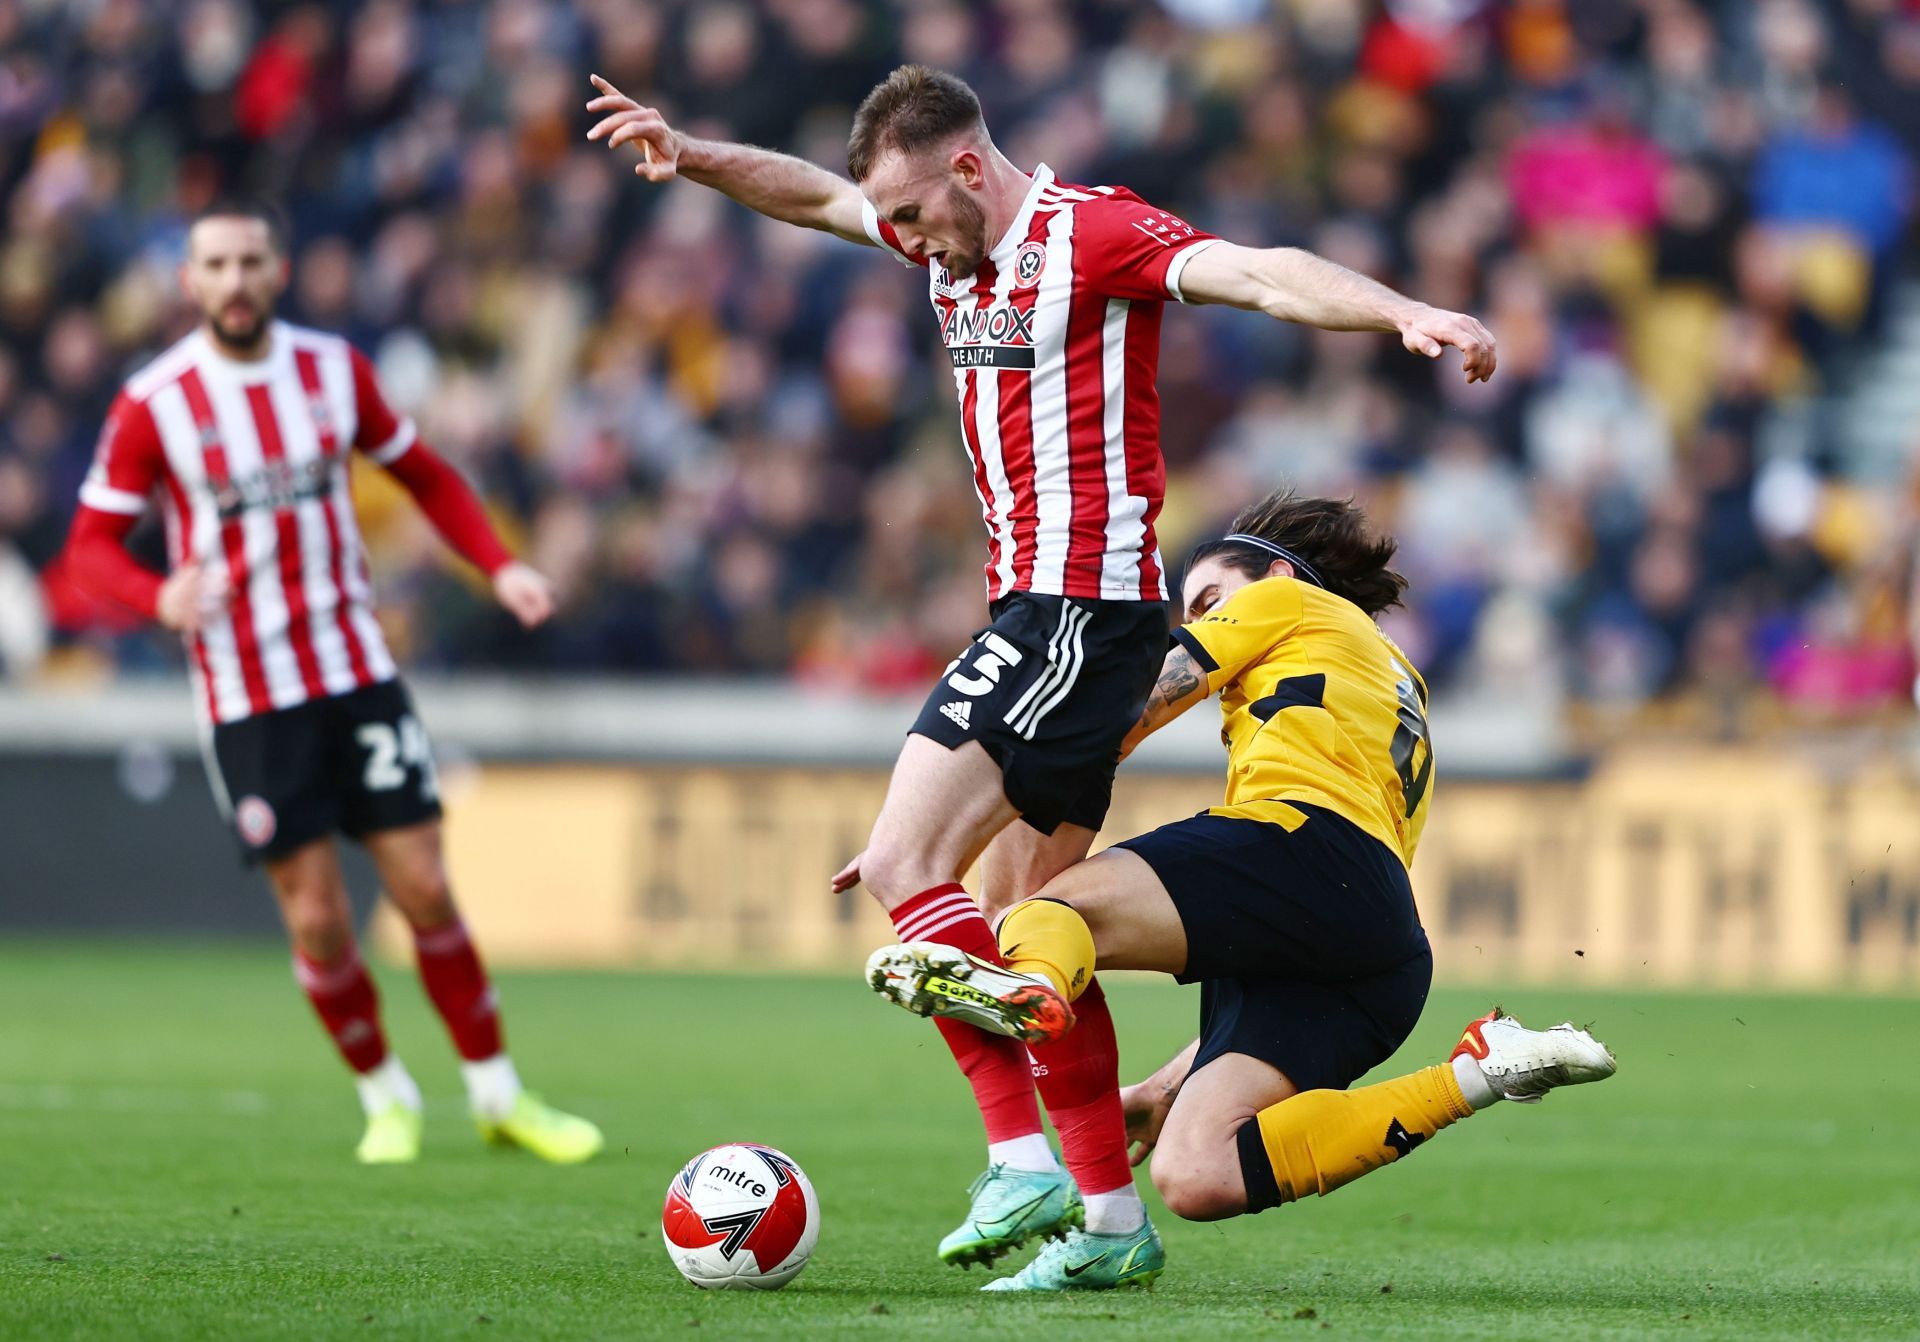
left=589, top=65, right=1497, bottom=1266
left=870, top=491, right=1616, bottom=1289
left=64, top=200, right=602, bottom=1167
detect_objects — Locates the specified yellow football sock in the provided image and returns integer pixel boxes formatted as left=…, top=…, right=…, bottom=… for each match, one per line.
left=1244, top=1065, right=1473, bottom=1208
left=997, top=898, right=1096, bottom=1001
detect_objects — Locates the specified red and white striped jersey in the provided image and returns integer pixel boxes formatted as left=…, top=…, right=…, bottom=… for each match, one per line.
left=862, top=164, right=1219, bottom=603
left=80, top=322, right=413, bottom=724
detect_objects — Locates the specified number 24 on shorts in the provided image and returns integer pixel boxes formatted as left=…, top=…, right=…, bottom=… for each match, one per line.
left=357, top=715, right=439, bottom=800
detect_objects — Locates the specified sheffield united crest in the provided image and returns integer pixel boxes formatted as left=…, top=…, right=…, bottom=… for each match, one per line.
left=1014, top=240, right=1046, bottom=288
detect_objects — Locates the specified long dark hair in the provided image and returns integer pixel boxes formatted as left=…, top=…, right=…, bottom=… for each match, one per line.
left=1189, top=491, right=1407, bottom=616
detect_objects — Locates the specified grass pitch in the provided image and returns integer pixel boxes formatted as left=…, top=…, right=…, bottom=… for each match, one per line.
left=2, top=941, right=1916, bottom=1340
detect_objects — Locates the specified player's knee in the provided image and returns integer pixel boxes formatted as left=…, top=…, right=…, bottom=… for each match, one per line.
left=1151, top=1156, right=1245, bottom=1222
left=389, top=860, right=456, bottom=926
left=858, top=841, right=922, bottom=909
left=1150, top=1127, right=1249, bottom=1221
left=283, top=896, right=352, bottom=960
left=977, top=885, right=1022, bottom=922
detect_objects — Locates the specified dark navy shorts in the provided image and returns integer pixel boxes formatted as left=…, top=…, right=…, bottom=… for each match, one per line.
left=208, top=679, right=443, bottom=866
left=910, top=591, right=1166, bottom=835
left=1116, top=804, right=1432, bottom=1093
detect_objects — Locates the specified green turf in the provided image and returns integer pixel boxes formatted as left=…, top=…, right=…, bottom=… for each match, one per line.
left=1, top=942, right=1915, bottom=1340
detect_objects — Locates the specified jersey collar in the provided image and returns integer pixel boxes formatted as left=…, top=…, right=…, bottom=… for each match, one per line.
left=990, top=163, right=1055, bottom=264
left=193, top=320, right=294, bottom=383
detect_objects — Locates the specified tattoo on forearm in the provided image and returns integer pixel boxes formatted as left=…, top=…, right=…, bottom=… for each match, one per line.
left=1129, top=648, right=1206, bottom=742
left=1155, top=648, right=1203, bottom=708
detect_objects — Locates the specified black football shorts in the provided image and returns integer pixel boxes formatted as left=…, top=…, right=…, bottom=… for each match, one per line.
left=206, top=678, right=444, bottom=865
left=910, top=591, right=1167, bottom=835
left=1117, top=804, right=1433, bottom=1093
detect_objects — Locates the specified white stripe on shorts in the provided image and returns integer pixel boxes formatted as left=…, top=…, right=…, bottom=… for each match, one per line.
left=1002, top=602, right=1083, bottom=735
left=1009, top=605, right=1091, bottom=740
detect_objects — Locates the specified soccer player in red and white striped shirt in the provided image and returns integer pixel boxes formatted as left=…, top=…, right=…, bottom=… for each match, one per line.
left=65, top=200, right=601, bottom=1166
left=588, top=66, right=1495, bottom=1266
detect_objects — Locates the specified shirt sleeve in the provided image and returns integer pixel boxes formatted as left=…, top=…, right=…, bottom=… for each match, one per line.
left=860, top=197, right=929, bottom=269
left=1071, top=194, right=1221, bottom=303
left=349, top=347, right=418, bottom=464
left=78, top=390, right=165, bottom=517
left=380, top=441, right=514, bottom=577
left=1170, top=578, right=1304, bottom=693
left=65, top=504, right=164, bottom=618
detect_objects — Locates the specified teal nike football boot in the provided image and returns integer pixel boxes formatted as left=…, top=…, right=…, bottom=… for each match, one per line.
left=981, top=1221, right=1165, bottom=1292
left=939, top=1164, right=1084, bottom=1268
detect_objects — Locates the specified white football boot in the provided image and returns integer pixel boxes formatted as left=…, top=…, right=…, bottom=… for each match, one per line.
left=865, top=943, right=1076, bottom=1045
left=1450, top=1008, right=1617, bottom=1103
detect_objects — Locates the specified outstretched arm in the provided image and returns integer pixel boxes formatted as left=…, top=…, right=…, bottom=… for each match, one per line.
left=1177, top=242, right=1496, bottom=383
left=586, top=75, right=871, bottom=245
left=1121, top=1037, right=1203, bottom=1165
left=1118, top=644, right=1211, bottom=758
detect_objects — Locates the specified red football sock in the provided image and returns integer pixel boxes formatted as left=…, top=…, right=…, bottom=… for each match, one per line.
left=891, top=884, right=1045, bottom=1144
left=1029, top=978, right=1132, bottom=1196
left=293, top=945, right=388, bottom=1074
left=413, top=920, right=503, bottom=1062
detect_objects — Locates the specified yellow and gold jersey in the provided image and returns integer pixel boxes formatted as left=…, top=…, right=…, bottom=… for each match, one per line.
left=1171, top=576, right=1433, bottom=868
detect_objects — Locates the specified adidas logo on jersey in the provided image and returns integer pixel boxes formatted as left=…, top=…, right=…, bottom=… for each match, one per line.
left=939, top=701, right=973, bottom=730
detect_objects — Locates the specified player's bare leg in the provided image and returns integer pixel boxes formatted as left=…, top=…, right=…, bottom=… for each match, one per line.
left=1023, top=847, right=1190, bottom=975
left=975, top=819, right=1097, bottom=923
left=1148, top=1052, right=1297, bottom=1220
left=858, top=735, right=1019, bottom=910
left=362, top=821, right=602, bottom=1165
left=1149, top=1018, right=1615, bottom=1221
left=854, top=735, right=1083, bottom=1265
left=263, top=838, right=421, bottom=1164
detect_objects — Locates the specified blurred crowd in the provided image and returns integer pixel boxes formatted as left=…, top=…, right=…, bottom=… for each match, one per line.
left=3, top=0, right=1919, bottom=733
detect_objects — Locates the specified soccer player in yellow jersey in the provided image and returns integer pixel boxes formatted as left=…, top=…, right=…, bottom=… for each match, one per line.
left=869, top=491, right=1616, bottom=1291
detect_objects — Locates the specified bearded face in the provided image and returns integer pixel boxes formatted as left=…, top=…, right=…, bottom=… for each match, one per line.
left=860, top=147, right=995, bottom=279
left=939, top=180, right=990, bottom=279
left=182, top=216, right=287, bottom=355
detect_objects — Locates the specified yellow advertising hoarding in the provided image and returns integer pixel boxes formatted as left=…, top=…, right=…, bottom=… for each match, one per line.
left=377, top=748, right=1920, bottom=990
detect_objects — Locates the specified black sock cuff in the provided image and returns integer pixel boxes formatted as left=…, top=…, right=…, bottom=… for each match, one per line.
left=1235, top=1117, right=1282, bottom=1214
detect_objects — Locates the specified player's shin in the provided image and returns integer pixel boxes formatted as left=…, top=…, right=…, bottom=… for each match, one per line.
left=1237, top=1065, right=1473, bottom=1212
left=293, top=945, right=393, bottom=1078
left=412, top=920, right=516, bottom=1114
left=998, top=897, right=1096, bottom=1001
left=1030, top=980, right=1143, bottom=1233
left=889, top=883, right=1053, bottom=1170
